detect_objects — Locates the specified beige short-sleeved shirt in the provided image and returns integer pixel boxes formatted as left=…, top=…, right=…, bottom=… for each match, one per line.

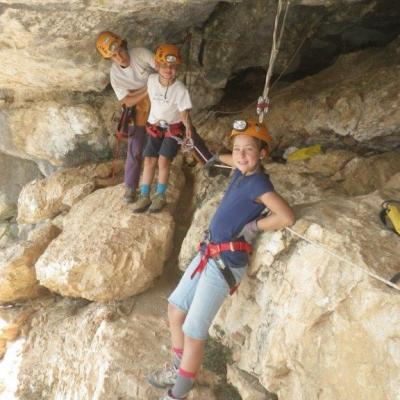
left=110, top=47, right=155, bottom=101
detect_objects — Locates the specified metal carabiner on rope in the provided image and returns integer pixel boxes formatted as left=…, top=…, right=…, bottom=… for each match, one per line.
left=257, top=96, right=270, bottom=122
left=171, top=136, right=194, bottom=153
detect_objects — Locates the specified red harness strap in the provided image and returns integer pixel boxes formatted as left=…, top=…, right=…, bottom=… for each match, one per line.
left=191, top=241, right=252, bottom=294
left=146, top=122, right=184, bottom=138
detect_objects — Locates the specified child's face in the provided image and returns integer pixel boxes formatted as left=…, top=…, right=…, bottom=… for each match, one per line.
left=111, top=47, right=130, bottom=67
left=232, top=135, right=266, bottom=175
left=157, top=62, right=178, bottom=81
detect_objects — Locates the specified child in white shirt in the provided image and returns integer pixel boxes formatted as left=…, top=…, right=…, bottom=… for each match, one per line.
left=133, top=44, right=193, bottom=213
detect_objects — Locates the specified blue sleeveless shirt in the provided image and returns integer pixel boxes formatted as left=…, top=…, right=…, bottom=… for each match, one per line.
left=208, top=169, right=274, bottom=268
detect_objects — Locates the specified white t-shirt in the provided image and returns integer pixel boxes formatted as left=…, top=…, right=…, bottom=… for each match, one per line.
left=110, top=47, right=155, bottom=101
left=147, top=73, right=192, bottom=125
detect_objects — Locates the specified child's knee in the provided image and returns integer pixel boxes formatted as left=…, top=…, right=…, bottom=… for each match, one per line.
left=168, top=303, right=186, bottom=324
left=158, top=155, right=171, bottom=169
left=144, top=157, right=157, bottom=167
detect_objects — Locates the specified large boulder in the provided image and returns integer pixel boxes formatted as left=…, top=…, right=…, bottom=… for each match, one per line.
left=0, top=153, right=42, bottom=221
left=0, top=102, right=110, bottom=167
left=210, top=192, right=400, bottom=400
left=0, top=296, right=218, bottom=400
left=17, top=160, right=124, bottom=224
left=0, top=306, right=34, bottom=360
left=0, top=223, right=60, bottom=305
left=35, top=165, right=184, bottom=301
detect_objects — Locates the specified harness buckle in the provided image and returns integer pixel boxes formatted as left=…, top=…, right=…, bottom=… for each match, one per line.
left=210, top=243, right=220, bottom=258
left=229, top=242, right=235, bottom=252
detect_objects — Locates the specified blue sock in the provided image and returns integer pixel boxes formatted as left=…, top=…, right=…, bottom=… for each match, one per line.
left=140, top=184, right=150, bottom=196
left=156, top=183, right=167, bottom=195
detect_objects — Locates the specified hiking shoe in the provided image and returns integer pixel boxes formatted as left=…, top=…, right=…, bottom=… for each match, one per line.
left=132, top=195, right=151, bottom=213
left=158, top=389, right=187, bottom=400
left=123, top=188, right=136, bottom=204
left=148, top=365, right=177, bottom=389
left=148, top=193, right=167, bottom=213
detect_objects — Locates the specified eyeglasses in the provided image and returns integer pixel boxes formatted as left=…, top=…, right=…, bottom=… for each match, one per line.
left=165, top=54, right=177, bottom=63
left=232, top=120, right=248, bottom=131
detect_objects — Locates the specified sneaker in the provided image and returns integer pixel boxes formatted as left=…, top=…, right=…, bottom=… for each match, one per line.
left=123, top=188, right=136, bottom=204
left=147, top=365, right=177, bottom=389
left=132, top=195, right=151, bottom=213
left=148, top=193, right=166, bottom=213
left=158, top=389, right=187, bottom=400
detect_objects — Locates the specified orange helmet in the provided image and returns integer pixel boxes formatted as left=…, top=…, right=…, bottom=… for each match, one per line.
left=155, top=44, right=182, bottom=65
left=231, top=120, right=272, bottom=146
left=96, top=31, right=124, bottom=59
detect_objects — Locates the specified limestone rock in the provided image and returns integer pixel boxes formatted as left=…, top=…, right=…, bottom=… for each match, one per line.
left=35, top=167, right=184, bottom=301
left=0, top=306, right=34, bottom=360
left=17, top=160, right=124, bottom=224
left=0, top=102, right=110, bottom=167
left=0, top=153, right=42, bottom=221
left=333, top=151, right=400, bottom=196
left=210, top=193, right=400, bottom=400
left=267, top=37, right=400, bottom=149
left=179, top=193, right=223, bottom=271
left=0, top=1, right=220, bottom=95
left=227, top=365, right=277, bottom=400
left=1, top=296, right=216, bottom=400
left=0, top=223, right=60, bottom=304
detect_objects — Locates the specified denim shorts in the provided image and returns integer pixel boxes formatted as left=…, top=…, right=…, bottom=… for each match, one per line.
left=168, top=252, right=247, bottom=340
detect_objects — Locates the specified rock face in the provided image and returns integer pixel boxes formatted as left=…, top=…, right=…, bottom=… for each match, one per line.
left=0, top=223, right=60, bottom=304
left=0, top=297, right=218, bottom=400
left=3, top=298, right=172, bottom=400
left=209, top=193, right=400, bottom=400
left=267, top=36, right=400, bottom=149
left=17, top=160, right=124, bottom=224
left=35, top=166, right=184, bottom=302
left=0, top=153, right=41, bottom=221
left=0, top=102, right=110, bottom=167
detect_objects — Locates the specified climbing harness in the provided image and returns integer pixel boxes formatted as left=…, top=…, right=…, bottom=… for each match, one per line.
left=258, top=0, right=290, bottom=123
left=285, top=227, right=400, bottom=292
left=191, top=232, right=252, bottom=295
left=380, top=200, right=400, bottom=236
left=146, top=121, right=184, bottom=138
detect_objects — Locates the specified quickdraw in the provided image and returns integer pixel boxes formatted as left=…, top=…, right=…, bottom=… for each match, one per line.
left=380, top=200, right=400, bottom=236
left=256, top=96, right=270, bottom=117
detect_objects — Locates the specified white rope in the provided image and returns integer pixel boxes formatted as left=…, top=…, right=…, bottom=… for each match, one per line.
left=285, top=226, right=400, bottom=292
left=259, top=0, right=290, bottom=123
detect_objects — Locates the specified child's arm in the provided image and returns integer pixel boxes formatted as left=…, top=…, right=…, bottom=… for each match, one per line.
left=239, top=192, right=295, bottom=242
left=179, top=109, right=193, bottom=138
left=218, top=154, right=234, bottom=166
left=204, top=153, right=234, bottom=169
left=257, top=192, right=295, bottom=231
left=120, top=86, right=148, bottom=107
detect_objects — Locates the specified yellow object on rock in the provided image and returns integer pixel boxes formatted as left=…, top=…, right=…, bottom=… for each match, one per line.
left=381, top=201, right=400, bottom=235
left=287, top=144, right=322, bottom=161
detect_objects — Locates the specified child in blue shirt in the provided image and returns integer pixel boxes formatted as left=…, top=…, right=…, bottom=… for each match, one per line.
left=149, top=119, right=295, bottom=400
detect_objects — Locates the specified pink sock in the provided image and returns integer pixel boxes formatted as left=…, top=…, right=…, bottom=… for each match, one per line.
left=178, top=367, right=196, bottom=379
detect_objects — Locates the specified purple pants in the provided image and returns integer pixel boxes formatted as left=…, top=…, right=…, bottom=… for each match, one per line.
left=124, top=125, right=146, bottom=190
